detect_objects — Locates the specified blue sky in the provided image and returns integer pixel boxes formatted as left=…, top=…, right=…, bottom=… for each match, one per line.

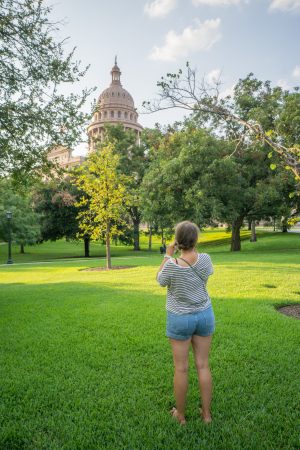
left=48, top=0, right=300, bottom=153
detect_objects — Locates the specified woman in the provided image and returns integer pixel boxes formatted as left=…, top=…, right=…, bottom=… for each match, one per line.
left=156, top=221, right=215, bottom=425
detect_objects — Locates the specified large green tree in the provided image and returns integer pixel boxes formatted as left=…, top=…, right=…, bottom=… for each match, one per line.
left=141, top=126, right=224, bottom=239
left=98, top=124, right=149, bottom=250
left=0, top=0, right=93, bottom=180
left=33, top=178, right=92, bottom=257
left=0, top=180, right=41, bottom=254
left=141, top=125, right=297, bottom=251
left=144, top=67, right=300, bottom=184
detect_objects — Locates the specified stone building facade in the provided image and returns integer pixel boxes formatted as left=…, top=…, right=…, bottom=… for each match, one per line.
left=47, top=145, right=85, bottom=171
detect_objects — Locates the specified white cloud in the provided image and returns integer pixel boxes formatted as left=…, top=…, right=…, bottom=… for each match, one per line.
left=292, top=65, right=300, bottom=78
left=144, top=0, right=177, bottom=18
left=149, top=18, right=221, bottom=62
left=72, top=142, right=88, bottom=156
left=269, top=0, right=300, bottom=12
left=192, top=0, right=241, bottom=6
left=219, top=84, right=235, bottom=98
left=206, top=68, right=221, bottom=84
left=277, top=79, right=290, bottom=90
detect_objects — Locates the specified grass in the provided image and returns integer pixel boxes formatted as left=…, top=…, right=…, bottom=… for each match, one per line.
left=0, top=228, right=251, bottom=265
left=0, top=231, right=299, bottom=449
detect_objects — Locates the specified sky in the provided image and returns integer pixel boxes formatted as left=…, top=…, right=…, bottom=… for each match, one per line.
left=48, top=0, right=300, bottom=155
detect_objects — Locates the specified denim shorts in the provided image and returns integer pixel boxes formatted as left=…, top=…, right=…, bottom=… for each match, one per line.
left=166, top=306, right=215, bottom=340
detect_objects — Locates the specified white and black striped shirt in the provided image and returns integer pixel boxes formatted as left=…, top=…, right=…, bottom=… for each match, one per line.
left=157, top=253, right=213, bottom=314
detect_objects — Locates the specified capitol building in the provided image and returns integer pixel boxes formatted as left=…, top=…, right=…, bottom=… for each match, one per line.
left=88, top=58, right=143, bottom=151
left=47, top=59, right=143, bottom=169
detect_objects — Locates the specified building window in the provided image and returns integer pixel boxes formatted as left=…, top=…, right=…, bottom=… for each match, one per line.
left=130, top=113, right=133, bottom=120
left=112, top=92, right=114, bottom=96
left=99, top=112, right=102, bottom=119
left=118, top=111, right=121, bottom=118
left=104, top=111, right=107, bottom=118
left=125, top=112, right=128, bottom=119
left=118, top=92, right=120, bottom=96
left=111, top=111, right=114, bottom=118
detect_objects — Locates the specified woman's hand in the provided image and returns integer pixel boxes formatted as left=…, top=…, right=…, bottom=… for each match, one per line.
left=166, top=242, right=177, bottom=257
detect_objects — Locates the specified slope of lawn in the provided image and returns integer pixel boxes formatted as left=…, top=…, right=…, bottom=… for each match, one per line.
left=0, top=233, right=299, bottom=449
left=0, top=228, right=252, bottom=265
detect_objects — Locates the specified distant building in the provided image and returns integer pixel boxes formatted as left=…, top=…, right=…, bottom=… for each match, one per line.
left=47, top=145, right=85, bottom=171
left=87, top=58, right=143, bottom=152
left=47, top=58, right=142, bottom=170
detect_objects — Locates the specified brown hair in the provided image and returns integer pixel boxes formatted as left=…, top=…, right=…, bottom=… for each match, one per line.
left=175, top=221, right=199, bottom=251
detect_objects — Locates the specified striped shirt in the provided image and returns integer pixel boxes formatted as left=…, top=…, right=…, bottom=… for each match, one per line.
left=157, top=253, right=213, bottom=314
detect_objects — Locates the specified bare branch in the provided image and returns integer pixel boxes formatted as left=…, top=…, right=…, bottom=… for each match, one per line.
left=143, top=65, right=300, bottom=181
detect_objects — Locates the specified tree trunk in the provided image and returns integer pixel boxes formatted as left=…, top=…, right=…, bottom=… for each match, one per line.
left=133, top=217, right=140, bottom=251
left=250, top=221, right=257, bottom=242
left=20, top=243, right=25, bottom=254
left=106, top=222, right=112, bottom=269
left=84, top=237, right=90, bottom=257
left=273, top=217, right=276, bottom=232
left=130, top=206, right=140, bottom=251
left=248, top=220, right=251, bottom=231
left=148, top=224, right=152, bottom=251
left=282, top=218, right=288, bottom=233
left=161, top=228, right=164, bottom=242
left=231, top=216, right=244, bottom=251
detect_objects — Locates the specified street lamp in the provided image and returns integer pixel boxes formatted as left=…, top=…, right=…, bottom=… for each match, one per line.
left=6, top=211, right=13, bottom=264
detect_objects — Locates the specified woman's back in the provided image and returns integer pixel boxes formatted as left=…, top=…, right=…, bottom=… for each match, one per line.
left=157, top=253, right=213, bottom=314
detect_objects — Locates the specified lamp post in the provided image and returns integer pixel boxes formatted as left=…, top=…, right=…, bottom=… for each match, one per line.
left=6, top=211, right=13, bottom=264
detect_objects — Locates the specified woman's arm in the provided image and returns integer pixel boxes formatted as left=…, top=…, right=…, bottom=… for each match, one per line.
left=156, top=242, right=176, bottom=276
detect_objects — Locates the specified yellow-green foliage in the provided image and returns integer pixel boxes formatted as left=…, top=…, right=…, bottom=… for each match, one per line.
left=73, top=144, right=132, bottom=240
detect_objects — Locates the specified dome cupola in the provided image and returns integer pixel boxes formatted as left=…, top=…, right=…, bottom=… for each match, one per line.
left=111, top=56, right=121, bottom=85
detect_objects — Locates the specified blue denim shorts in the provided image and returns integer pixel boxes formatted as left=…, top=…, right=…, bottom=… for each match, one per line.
left=166, top=306, right=215, bottom=340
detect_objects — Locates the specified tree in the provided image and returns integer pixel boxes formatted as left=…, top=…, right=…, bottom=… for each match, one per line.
left=141, top=167, right=175, bottom=247
left=73, top=144, right=132, bottom=269
left=141, top=126, right=225, bottom=240
left=0, top=0, right=93, bottom=181
left=33, top=178, right=92, bottom=257
left=143, top=66, right=300, bottom=184
left=0, top=180, right=41, bottom=253
left=98, top=125, right=149, bottom=251
left=244, top=168, right=298, bottom=237
left=141, top=125, right=297, bottom=251
left=203, top=148, right=296, bottom=250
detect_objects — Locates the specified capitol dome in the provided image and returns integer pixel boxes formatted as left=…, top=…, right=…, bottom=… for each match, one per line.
left=88, top=59, right=143, bottom=152
left=99, top=84, right=134, bottom=109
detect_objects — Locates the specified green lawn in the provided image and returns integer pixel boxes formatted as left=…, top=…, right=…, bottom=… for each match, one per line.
left=0, top=228, right=252, bottom=265
left=0, top=232, right=299, bottom=449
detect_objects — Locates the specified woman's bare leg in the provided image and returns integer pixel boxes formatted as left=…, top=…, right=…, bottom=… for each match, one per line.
left=191, top=335, right=213, bottom=422
left=169, top=338, right=191, bottom=424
